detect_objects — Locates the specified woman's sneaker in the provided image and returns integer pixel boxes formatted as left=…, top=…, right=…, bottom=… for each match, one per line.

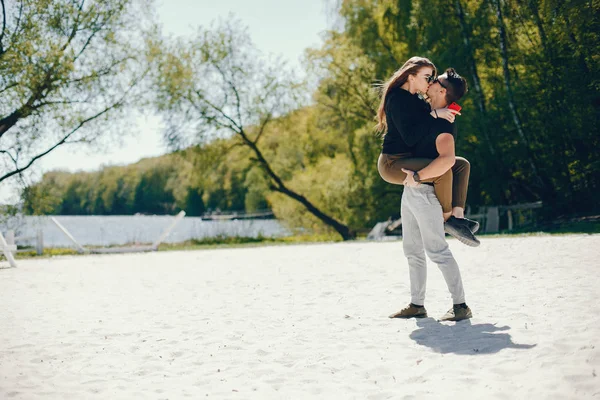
left=389, top=303, right=427, bottom=319
left=439, top=304, right=472, bottom=321
left=463, top=218, right=480, bottom=233
left=444, top=216, right=480, bottom=247
left=447, top=216, right=480, bottom=234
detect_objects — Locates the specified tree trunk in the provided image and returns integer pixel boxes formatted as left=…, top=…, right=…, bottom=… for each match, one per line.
left=0, top=109, right=21, bottom=137
left=492, top=0, right=550, bottom=196
left=455, top=0, right=515, bottom=204
left=454, top=0, right=496, bottom=156
left=239, top=129, right=356, bottom=240
left=527, top=0, right=576, bottom=196
left=0, top=97, right=37, bottom=138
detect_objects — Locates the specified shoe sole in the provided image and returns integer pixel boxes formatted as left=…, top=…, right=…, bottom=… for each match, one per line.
left=389, top=313, right=428, bottom=319
left=439, top=312, right=473, bottom=322
left=444, top=225, right=480, bottom=247
left=439, top=316, right=472, bottom=321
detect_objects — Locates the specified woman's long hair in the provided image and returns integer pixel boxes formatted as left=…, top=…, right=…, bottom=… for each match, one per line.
left=375, top=57, right=436, bottom=134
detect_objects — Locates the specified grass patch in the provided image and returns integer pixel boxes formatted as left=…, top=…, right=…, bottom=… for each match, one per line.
left=157, top=233, right=343, bottom=251
left=9, top=247, right=80, bottom=259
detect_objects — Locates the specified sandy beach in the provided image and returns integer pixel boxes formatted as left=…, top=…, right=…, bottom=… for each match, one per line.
left=1, top=234, right=599, bottom=399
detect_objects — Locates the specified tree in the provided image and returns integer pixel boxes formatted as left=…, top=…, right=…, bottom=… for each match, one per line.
left=0, top=0, right=151, bottom=185
left=149, top=20, right=356, bottom=240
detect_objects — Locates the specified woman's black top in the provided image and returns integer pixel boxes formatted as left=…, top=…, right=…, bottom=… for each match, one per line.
left=381, top=87, right=436, bottom=154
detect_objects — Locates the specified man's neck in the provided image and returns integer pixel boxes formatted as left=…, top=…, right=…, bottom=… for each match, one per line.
left=432, top=98, right=447, bottom=109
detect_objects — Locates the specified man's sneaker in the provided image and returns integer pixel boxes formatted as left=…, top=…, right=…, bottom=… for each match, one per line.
left=439, top=304, right=473, bottom=322
left=444, top=216, right=480, bottom=247
left=389, top=303, right=427, bottom=319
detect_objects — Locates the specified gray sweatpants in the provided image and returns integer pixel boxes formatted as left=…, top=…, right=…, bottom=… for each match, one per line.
left=401, top=184, right=466, bottom=306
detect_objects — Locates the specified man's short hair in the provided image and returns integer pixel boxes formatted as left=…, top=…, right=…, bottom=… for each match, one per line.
left=444, top=68, right=468, bottom=104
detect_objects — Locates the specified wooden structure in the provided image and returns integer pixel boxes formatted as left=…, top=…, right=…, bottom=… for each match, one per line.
left=0, top=231, right=18, bottom=268
left=1, top=229, right=44, bottom=268
left=51, top=210, right=186, bottom=254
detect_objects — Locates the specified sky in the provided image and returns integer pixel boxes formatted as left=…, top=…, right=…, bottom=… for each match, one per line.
left=1, top=0, right=332, bottom=202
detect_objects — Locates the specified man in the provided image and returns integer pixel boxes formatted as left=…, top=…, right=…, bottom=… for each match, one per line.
left=389, top=68, right=472, bottom=321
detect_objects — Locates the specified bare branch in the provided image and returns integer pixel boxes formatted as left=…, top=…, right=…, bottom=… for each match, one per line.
left=2, top=0, right=25, bottom=55
left=37, top=99, right=86, bottom=107
left=59, top=0, right=86, bottom=53
left=252, top=112, right=273, bottom=145
left=0, top=81, right=18, bottom=95
left=74, top=13, right=103, bottom=61
left=0, top=0, right=6, bottom=55
left=0, top=149, right=17, bottom=164
left=226, top=142, right=245, bottom=152
left=185, top=93, right=238, bottom=133
left=0, top=64, right=147, bottom=183
left=66, top=57, right=134, bottom=85
left=0, top=103, right=116, bottom=183
left=192, top=89, right=242, bottom=132
left=211, top=61, right=243, bottom=127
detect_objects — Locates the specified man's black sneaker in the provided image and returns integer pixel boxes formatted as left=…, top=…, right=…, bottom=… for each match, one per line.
left=439, top=304, right=473, bottom=322
left=389, top=303, right=427, bottom=319
left=444, top=216, right=480, bottom=247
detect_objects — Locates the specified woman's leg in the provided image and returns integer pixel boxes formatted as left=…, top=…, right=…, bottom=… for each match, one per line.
left=451, top=157, right=470, bottom=218
left=378, top=153, right=453, bottom=219
left=451, top=156, right=480, bottom=235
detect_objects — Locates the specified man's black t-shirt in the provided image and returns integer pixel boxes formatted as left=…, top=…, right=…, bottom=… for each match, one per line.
left=412, top=119, right=458, bottom=159
left=382, top=88, right=435, bottom=154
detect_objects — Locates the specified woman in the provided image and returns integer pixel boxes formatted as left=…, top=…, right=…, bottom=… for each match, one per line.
left=376, top=57, right=478, bottom=237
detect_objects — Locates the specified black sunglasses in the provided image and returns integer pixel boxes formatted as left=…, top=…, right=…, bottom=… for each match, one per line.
left=433, top=77, right=448, bottom=89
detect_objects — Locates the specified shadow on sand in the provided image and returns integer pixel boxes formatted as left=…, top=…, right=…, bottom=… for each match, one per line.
left=409, top=318, right=537, bottom=355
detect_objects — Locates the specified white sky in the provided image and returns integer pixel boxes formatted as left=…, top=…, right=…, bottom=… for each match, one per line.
left=1, top=0, right=331, bottom=202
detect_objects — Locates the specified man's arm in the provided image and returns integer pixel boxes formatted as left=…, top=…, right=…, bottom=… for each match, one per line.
left=417, top=133, right=456, bottom=179
left=403, top=133, right=456, bottom=186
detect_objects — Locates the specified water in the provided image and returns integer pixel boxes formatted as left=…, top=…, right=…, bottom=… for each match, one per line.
left=0, top=215, right=291, bottom=247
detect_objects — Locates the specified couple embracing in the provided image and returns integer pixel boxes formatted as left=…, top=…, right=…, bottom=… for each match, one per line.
left=376, top=57, right=477, bottom=322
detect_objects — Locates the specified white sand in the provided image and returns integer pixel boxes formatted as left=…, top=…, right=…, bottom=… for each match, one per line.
left=1, top=234, right=599, bottom=399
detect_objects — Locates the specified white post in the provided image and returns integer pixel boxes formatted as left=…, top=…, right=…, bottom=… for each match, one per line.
left=0, top=231, right=18, bottom=268
left=50, top=217, right=88, bottom=254
left=486, top=207, right=500, bottom=233
left=36, top=229, right=44, bottom=255
left=152, top=210, right=186, bottom=250
left=7, top=230, right=15, bottom=246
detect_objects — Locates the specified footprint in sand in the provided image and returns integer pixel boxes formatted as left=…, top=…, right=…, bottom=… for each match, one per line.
left=256, top=349, right=269, bottom=356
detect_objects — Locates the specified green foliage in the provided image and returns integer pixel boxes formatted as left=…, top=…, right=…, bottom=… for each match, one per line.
left=319, top=0, right=600, bottom=215
left=0, top=0, right=153, bottom=185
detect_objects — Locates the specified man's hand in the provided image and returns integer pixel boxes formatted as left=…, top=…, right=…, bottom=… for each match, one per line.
left=434, top=107, right=460, bottom=123
left=402, top=168, right=421, bottom=187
